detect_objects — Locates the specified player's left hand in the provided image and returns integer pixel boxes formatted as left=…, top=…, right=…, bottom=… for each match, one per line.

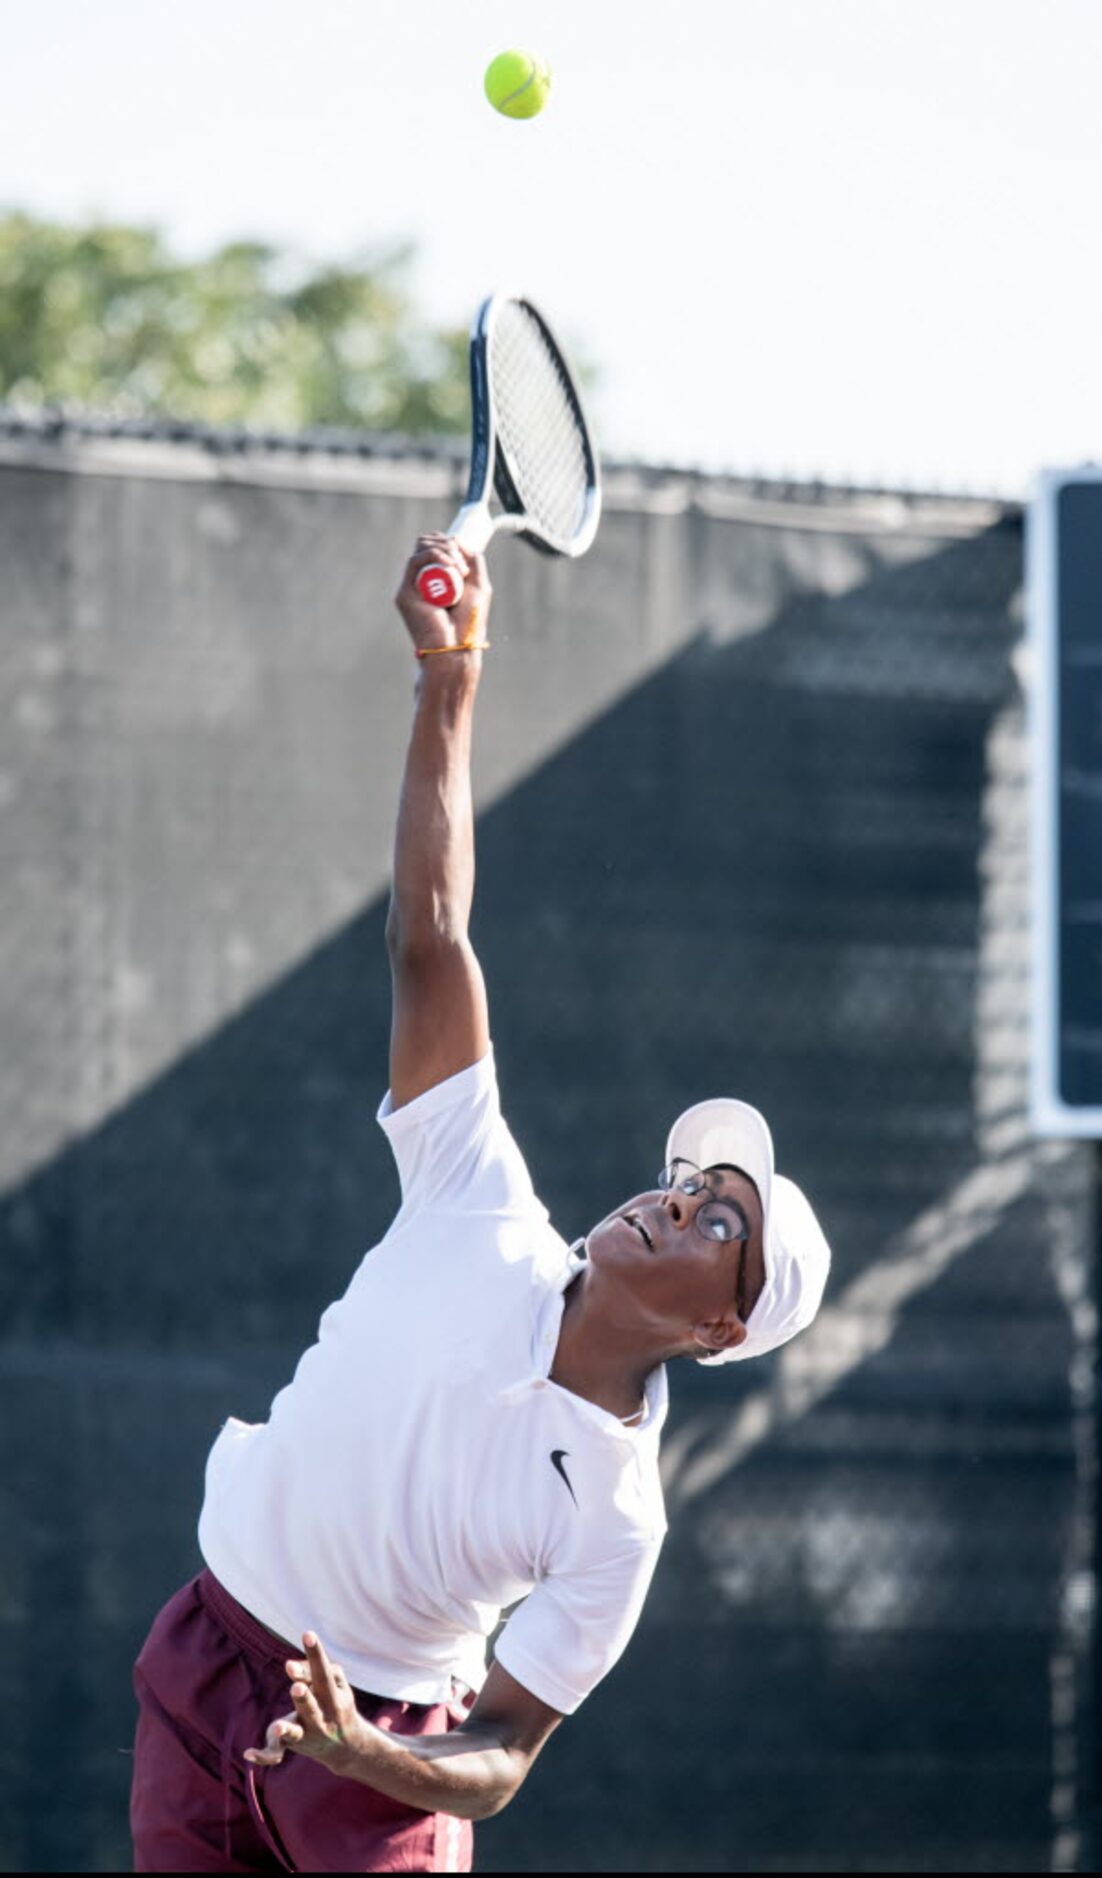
left=244, top=1631, right=372, bottom=1776
left=395, top=535, right=492, bottom=655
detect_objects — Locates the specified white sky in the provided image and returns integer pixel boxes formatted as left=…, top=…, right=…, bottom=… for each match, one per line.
left=4, top=0, right=1101, bottom=493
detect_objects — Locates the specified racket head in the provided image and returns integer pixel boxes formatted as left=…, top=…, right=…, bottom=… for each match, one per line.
left=476, top=292, right=601, bottom=559
left=414, top=293, right=600, bottom=610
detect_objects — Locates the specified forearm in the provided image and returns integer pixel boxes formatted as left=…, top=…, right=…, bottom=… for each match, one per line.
left=334, top=1715, right=522, bottom=1821
left=244, top=1638, right=556, bottom=1823
left=387, top=658, right=482, bottom=953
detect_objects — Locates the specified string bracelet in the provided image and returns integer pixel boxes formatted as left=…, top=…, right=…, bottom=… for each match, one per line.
left=415, top=640, right=490, bottom=659
left=415, top=607, right=489, bottom=660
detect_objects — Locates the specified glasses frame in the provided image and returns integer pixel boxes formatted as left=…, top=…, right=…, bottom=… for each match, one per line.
left=657, top=1159, right=754, bottom=1321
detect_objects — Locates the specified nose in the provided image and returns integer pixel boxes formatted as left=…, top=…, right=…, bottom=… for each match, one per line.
left=659, top=1188, right=693, bottom=1231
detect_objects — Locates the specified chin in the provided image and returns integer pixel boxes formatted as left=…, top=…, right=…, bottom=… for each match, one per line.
left=584, top=1212, right=642, bottom=1272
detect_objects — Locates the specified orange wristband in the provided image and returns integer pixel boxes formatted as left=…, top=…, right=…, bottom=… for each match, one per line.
left=415, top=640, right=490, bottom=659
left=414, top=606, right=488, bottom=659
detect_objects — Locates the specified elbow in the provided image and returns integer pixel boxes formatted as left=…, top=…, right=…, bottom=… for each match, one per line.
left=453, top=1752, right=529, bottom=1822
left=478, top=1781, right=514, bottom=1822
left=385, top=902, right=404, bottom=960
left=386, top=908, right=468, bottom=969
left=433, top=1786, right=513, bottom=1825
left=470, top=1774, right=523, bottom=1822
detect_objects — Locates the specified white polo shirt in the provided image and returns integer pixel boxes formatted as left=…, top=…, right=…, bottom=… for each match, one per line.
left=198, top=1050, right=668, bottom=1716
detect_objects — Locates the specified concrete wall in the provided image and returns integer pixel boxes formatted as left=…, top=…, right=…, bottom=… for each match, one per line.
left=0, top=423, right=1093, bottom=1871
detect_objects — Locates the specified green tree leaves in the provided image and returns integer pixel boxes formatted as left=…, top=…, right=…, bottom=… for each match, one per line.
left=0, top=214, right=469, bottom=433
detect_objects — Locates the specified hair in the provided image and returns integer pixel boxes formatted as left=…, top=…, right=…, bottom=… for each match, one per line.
left=708, top=1161, right=758, bottom=1194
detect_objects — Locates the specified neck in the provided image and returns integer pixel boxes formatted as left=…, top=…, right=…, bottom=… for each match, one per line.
left=550, top=1269, right=660, bottom=1423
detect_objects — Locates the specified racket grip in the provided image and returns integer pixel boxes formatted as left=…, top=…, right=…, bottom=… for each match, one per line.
left=416, top=562, right=463, bottom=609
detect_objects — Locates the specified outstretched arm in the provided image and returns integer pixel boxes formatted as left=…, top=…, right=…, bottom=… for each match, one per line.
left=386, top=536, right=492, bottom=1110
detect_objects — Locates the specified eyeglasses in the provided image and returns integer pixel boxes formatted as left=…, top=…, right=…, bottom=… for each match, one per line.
left=657, top=1159, right=751, bottom=1246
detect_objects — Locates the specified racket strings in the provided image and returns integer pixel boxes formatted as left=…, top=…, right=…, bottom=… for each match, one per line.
left=489, top=302, right=591, bottom=549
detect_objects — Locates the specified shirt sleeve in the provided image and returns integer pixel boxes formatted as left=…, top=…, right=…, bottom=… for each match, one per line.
left=377, top=1047, right=537, bottom=1219
left=492, top=1538, right=663, bottom=1716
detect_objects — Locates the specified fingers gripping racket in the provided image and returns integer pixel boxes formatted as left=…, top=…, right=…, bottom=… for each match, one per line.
left=416, top=292, right=601, bottom=609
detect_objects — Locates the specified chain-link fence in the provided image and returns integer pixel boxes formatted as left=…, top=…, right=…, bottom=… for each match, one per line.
left=0, top=416, right=1093, bottom=1871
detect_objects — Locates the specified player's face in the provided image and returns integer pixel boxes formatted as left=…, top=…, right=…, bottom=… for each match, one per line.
left=584, top=1164, right=767, bottom=1353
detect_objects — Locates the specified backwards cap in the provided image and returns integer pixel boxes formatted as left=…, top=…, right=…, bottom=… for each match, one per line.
left=665, top=1099, right=830, bottom=1364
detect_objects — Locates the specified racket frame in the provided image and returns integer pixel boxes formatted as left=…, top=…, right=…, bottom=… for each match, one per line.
left=415, top=291, right=600, bottom=608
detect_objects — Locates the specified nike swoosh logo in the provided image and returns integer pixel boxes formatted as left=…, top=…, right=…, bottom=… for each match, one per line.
left=550, top=1449, right=578, bottom=1508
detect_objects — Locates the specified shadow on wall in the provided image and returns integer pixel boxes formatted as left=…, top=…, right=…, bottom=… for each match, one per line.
left=1, top=520, right=1040, bottom=1873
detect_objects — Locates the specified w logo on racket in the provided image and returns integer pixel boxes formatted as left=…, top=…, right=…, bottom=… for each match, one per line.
left=422, top=571, right=453, bottom=604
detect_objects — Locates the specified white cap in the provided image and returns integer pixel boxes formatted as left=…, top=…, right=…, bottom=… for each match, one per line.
left=664, top=1099, right=830, bottom=1365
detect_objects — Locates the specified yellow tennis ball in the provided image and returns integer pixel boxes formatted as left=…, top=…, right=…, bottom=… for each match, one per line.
left=484, top=48, right=552, bottom=119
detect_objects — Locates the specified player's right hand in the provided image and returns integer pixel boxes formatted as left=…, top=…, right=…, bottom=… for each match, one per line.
left=244, top=1631, right=373, bottom=1780
left=395, top=536, right=492, bottom=656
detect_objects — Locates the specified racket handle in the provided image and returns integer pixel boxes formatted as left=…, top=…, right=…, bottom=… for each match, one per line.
left=415, top=562, right=463, bottom=609
left=415, top=507, right=494, bottom=607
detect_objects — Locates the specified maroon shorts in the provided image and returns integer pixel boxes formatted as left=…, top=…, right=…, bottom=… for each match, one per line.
left=130, top=1571, right=475, bottom=1873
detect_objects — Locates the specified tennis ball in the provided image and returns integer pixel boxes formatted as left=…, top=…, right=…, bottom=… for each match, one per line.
left=484, top=48, right=552, bottom=119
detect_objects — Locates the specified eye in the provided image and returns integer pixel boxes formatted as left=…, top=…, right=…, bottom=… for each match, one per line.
left=699, top=1204, right=735, bottom=1241
left=660, top=1160, right=699, bottom=1193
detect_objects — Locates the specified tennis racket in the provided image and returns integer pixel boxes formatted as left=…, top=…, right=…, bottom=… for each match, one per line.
left=415, top=292, right=601, bottom=609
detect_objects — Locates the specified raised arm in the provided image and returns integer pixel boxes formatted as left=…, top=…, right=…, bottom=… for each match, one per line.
left=386, top=536, right=491, bottom=1110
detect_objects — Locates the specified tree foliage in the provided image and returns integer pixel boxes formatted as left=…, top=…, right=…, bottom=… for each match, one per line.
left=0, top=213, right=469, bottom=433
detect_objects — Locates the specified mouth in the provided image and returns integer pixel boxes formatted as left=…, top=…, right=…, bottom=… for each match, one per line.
left=624, top=1211, right=654, bottom=1252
